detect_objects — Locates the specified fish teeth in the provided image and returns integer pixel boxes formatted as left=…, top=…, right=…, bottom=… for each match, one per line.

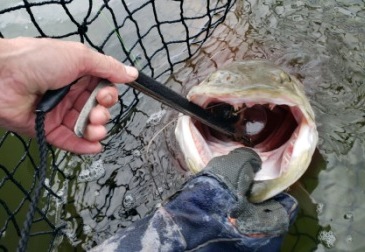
left=233, top=104, right=241, bottom=110
left=246, top=102, right=255, bottom=108
left=283, top=150, right=291, bottom=167
left=268, top=103, right=276, bottom=110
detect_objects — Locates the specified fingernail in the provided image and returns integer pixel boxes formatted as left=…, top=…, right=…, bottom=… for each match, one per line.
left=103, top=94, right=113, bottom=104
left=125, top=65, right=138, bottom=78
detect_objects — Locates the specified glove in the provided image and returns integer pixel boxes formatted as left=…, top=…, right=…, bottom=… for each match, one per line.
left=202, top=147, right=297, bottom=237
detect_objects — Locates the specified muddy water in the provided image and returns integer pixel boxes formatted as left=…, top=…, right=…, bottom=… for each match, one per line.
left=1, top=0, right=365, bottom=251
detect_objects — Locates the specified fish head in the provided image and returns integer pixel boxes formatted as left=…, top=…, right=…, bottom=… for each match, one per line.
left=175, top=60, right=318, bottom=202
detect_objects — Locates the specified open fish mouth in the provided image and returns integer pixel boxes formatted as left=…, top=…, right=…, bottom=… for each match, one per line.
left=175, top=60, right=318, bottom=202
left=189, top=101, right=303, bottom=180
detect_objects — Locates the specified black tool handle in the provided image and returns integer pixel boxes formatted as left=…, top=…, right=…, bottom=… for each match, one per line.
left=35, top=78, right=81, bottom=113
left=131, top=72, right=219, bottom=127
left=130, top=72, right=250, bottom=144
left=35, top=85, right=71, bottom=113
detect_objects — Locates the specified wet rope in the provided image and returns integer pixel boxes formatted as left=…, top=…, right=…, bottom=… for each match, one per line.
left=17, top=112, right=48, bottom=252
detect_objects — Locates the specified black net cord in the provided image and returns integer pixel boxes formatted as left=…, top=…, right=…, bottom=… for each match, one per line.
left=17, top=112, right=48, bottom=252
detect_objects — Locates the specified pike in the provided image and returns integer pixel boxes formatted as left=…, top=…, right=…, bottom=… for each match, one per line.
left=175, top=60, right=318, bottom=202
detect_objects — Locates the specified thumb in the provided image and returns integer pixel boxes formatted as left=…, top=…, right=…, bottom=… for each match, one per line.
left=204, top=148, right=261, bottom=194
left=80, top=48, right=139, bottom=83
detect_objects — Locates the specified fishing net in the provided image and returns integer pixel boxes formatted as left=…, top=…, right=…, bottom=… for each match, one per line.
left=0, top=0, right=236, bottom=251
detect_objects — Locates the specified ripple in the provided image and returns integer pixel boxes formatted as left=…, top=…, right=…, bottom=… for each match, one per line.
left=78, top=159, right=105, bottom=183
left=318, top=230, right=336, bottom=248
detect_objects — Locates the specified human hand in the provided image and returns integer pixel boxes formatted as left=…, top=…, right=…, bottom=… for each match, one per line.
left=0, top=37, right=138, bottom=154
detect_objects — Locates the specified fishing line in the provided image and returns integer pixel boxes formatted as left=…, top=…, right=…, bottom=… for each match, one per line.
left=146, top=117, right=179, bottom=155
left=145, top=117, right=180, bottom=201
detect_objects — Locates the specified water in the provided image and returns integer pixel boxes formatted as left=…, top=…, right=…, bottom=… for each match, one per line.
left=1, top=0, right=365, bottom=251
left=169, top=1, right=365, bottom=251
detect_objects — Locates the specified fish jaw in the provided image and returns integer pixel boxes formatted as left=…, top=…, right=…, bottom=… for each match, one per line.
left=174, top=116, right=211, bottom=173
left=175, top=115, right=243, bottom=172
left=174, top=60, right=318, bottom=202
left=175, top=110, right=317, bottom=203
left=250, top=121, right=318, bottom=202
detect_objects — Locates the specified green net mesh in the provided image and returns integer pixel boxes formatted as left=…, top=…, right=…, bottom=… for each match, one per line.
left=0, top=0, right=236, bottom=251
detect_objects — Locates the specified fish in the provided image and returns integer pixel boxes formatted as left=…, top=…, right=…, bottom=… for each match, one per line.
left=174, top=60, right=318, bottom=202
